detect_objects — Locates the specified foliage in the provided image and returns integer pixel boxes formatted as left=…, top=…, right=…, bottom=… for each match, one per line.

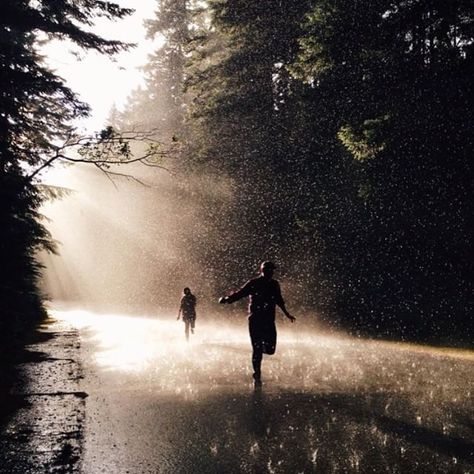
left=113, top=0, right=192, bottom=144
left=337, top=116, right=389, bottom=162
left=0, top=0, right=132, bottom=328
left=291, top=0, right=474, bottom=339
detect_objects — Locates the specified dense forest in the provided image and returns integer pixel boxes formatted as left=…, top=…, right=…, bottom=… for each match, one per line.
left=1, top=0, right=473, bottom=343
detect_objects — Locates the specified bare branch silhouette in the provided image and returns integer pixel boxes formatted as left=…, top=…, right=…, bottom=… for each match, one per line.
left=26, top=126, right=173, bottom=183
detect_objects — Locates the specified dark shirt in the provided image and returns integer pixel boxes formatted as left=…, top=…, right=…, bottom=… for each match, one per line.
left=226, top=276, right=285, bottom=322
left=180, top=294, right=196, bottom=317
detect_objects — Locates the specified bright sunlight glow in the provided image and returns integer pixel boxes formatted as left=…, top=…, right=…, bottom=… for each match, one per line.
left=52, top=309, right=473, bottom=400
left=41, top=0, right=160, bottom=132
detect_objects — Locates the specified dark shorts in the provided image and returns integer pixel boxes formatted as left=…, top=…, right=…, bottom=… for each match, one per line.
left=249, top=318, right=277, bottom=355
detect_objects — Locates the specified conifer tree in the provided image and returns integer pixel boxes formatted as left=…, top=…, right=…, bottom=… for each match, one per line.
left=118, top=0, right=191, bottom=140
left=0, top=0, right=132, bottom=331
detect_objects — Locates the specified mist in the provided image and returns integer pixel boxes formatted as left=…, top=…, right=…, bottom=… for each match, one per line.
left=39, top=163, right=237, bottom=316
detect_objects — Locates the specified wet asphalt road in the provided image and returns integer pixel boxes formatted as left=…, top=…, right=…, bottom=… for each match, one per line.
left=0, top=318, right=84, bottom=474
left=57, top=310, right=474, bottom=474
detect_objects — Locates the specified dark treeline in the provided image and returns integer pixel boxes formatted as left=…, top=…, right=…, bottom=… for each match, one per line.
left=116, top=0, right=473, bottom=342
left=0, top=0, right=131, bottom=337
left=1, top=1, right=472, bottom=343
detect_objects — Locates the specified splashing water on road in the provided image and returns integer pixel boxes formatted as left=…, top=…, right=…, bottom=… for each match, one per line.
left=54, top=309, right=351, bottom=393
left=50, top=309, right=474, bottom=473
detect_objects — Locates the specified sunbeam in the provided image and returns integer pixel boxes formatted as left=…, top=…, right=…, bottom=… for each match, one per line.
left=40, top=163, right=206, bottom=314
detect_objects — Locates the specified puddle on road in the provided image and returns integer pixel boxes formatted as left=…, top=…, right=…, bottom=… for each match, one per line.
left=50, top=309, right=474, bottom=474
left=51, top=309, right=474, bottom=399
left=52, top=309, right=348, bottom=394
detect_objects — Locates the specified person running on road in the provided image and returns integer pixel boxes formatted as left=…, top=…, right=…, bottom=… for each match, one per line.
left=219, top=261, right=295, bottom=386
left=177, top=287, right=197, bottom=341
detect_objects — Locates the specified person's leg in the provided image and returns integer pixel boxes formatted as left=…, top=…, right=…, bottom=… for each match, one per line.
left=262, top=323, right=277, bottom=355
left=249, top=319, right=263, bottom=384
left=185, top=320, right=190, bottom=341
left=252, top=342, right=263, bottom=381
left=190, top=317, right=195, bottom=333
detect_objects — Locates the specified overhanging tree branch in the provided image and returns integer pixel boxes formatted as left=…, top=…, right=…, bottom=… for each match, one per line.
left=26, top=126, right=173, bottom=183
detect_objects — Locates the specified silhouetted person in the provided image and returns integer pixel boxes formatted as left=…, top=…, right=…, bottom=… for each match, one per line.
left=177, top=287, right=196, bottom=341
left=219, top=261, right=295, bottom=386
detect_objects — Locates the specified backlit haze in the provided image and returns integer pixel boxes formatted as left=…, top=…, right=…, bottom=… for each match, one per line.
left=39, top=1, right=201, bottom=315
left=38, top=0, right=313, bottom=322
left=52, top=309, right=474, bottom=473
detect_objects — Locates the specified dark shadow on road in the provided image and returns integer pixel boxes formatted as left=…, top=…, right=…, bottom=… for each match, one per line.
left=0, top=321, right=53, bottom=431
left=104, top=387, right=473, bottom=474
left=0, top=318, right=84, bottom=474
left=377, top=415, right=474, bottom=463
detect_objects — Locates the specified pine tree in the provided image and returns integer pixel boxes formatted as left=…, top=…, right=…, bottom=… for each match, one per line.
left=182, top=1, right=316, bottom=285
left=0, top=0, right=132, bottom=332
left=118, top=0, right=191, bottom=141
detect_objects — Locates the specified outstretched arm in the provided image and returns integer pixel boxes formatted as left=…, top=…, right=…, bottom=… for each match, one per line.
left=219, top=280, right=253, bottom=304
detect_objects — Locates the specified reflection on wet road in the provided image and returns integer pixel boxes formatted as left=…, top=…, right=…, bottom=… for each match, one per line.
left=55, top=310, right=474, bottom=474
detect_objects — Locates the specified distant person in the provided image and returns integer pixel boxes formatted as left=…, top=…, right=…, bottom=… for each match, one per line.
left=219, top=261, right=295, bottom=386
left=177, top=287, right=197, bottom=341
